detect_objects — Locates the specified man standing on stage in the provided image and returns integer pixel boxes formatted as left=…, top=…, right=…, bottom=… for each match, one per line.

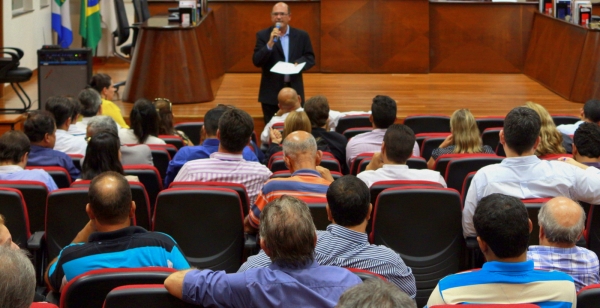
left=253, top=2, right=315, bottom=124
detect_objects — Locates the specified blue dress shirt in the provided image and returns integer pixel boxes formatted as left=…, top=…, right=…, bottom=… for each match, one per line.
left=0, top=165, right=58, bottom=191
left=27, top=145, right=80, bottom=180
left=164, top=139, right=258, bottom=187
left=182, top=260, right=362, bottom=307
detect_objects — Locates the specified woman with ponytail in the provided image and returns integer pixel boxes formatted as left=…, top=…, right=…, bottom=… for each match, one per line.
left=118, top=99, right=166, bottom=145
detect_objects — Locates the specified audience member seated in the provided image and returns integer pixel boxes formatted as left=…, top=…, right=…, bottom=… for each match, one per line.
left=359, top=124, right=446, bottom=187
left=87, top=116, right=153, bottom=166
left=66, top=96, right=85, bottom=136
left=119, top=99, right=166, bottom=145
left=24, top=111, right=79, bottom=180
left=45, top=172, right=190, bottom=292
left=73, top=88, right=103, bottom=135
left=0, top=131, right=58, bottom=191
left=346, top=95, right=419, bottom=166
left=164, top=105, right=257, bottom=187
left=153, top=98, right=192, bottom=146
left=174, top=107, right=271, bottom=204
left=45, top=96, right=87, bottom=156
left=336, top=278, right=417, bottom=308
left=240, top=175, right=417, bottom=297
left=463, top=107, right=600, bottom=238
left=244, top=131, right=333, bottom=234
left=304, top=95, right=348, bottom=173
left=558, top=99, right=600, bottom=152
left=525, top=101, right=566, bottom=156
left=527, top=196, right=599, bottom=292
left=266, top=110, right=316, bottom=160
left=0, top=214, right=19, bottom=250
left=427, top=108, right=494, bottom=169
left=573, top=122, right=600, bottom=168
left=427, top=194, right=576, bottom=307
left=88, top=73, right=129, bottom=129
left=80, top=132, right=138, bottom=182
left=164, top=195, right=362, bottom=307
left=0, top=245, right=36, bottom=308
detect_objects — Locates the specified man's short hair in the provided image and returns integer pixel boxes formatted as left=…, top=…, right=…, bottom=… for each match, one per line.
left=204, top=106, right=229, bottom=136
left=67, top=97, right=82, bottom=122
left=574, top=122, right=600, bottom=159
left=327, top=175, right=370, bottom=227
left=583, top=99, right=600, bottom=123
left=259, top=195, right=316, bottom=268
left=218, top=108, right=254, bottom=152
left=0, top=246, right=35, bottom=308
left=0, top=131, right=30, bottom=164
left=503, top=107, right=541, bottom=155
left=538, top=199, right=585, bottom=244
left=383, top=124, right=415, bottom=164
left=45, top=96, right=74, bottom=127
left=474, top=193, right=530, bottom=258
left=282, top=132, right=317, bottom=162
left=24, top=111, right=55, bottom=143
left=87, top=116, right=119, bottom=136
left=78, top=88, right=102, bottom=117
left=371, top=95, right=397, bottom=129
left=304, top=96, right=330, bottom=128
left=336, top=278, right=416, bottom=308
left=88, top=171, right=132, bottom=225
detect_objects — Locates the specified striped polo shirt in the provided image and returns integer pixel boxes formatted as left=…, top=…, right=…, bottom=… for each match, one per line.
left=426, top=260, right=576, bottom=308
left=47, top=226, right=190, bottom=292
left=247, top=169, right=330, bottom=229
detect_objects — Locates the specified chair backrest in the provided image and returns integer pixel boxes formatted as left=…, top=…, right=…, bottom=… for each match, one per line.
left=153, top=188, right=244, bottom=272
left=403, top=114, right=451, bottom=134
left=30, top=303, right=60, bottom=308
left=0, top=188, right=30, bottom=248
left=370, top=186, right=462, bottom=307
left=146, top=146, right=173, bottom=179
left=539, top=153, right=572, bottom=160
left=415, top=132, right=452, bottom=149
left=68, top=154, right=84, bottom=171
left=551, top=114, right=580, bottom=126
left=307, top=202, right=329, bottom=231
left=169, top=181, right=251, bottom=217
left=461, top=171, right=477, bottom=206
left=350, top=152, right=374, bottom=175
left=586, top=204, right=600, bottom=256
left=577, top=283, right=600, bottom=308
left=25, top=166, right=71, bottom=188
left=445, top=156, right=504, bottom=192
left=335, top=114, right=371, bottom=134
left=475, top=116, right=504, bottom=133
left=174, top=122, right=203, bottom=146
left=406, top=157, right=427, bottom=169
left=420, top=137, right=447, bottom=161
left=158, top=135, right=184, bottom=149
left=46, top=188, right=90, bottom=261
left=103, top=284, right=197, bottom=308
left=345, top=268, right=387, bottom=281
left=433, top=153, right=496, bottom=177
left=343, top=127, right=372, bottom=140
left=270, top=170, right=343, bottom=180
left=522, top=198, right=551, bottom=246
left=0, top=180, right=48, bottom=233
left=481, top=127, right=503, bottom=150
left=113, top=0, right=131, bottom=46
left=369, top=180, right=445, bottom=206
left=59, top=267, right=176, bottom=308
left=320, top=157, right=341, bottom=172
left=124, top=165, right=163, bottom=211
left=132, top=0, right=150, bottom=22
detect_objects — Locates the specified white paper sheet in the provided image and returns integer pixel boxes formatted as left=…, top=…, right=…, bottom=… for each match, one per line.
left=270, top=61, right=306, bottom=75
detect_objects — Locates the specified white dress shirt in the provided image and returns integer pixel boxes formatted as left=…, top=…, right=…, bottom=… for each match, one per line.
left=118, top=129, right=166, bottom=145
left=345, top=129, right=420, bottom=166
left=556, top=120, right=584, bottom=136
left=357, top=164, right=447, bottom=188
left=54, top=129, right=87, bottom=156
left=260, top=107, right=345, bottom=144
left=463, top=155, right=600, bottom=237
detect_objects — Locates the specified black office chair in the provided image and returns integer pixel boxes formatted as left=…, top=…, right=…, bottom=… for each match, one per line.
left=0, top=47, right=32, bottom=112
left=113, top=0, right=139, bottom=63
left=133, top=0, right=151, bottom=22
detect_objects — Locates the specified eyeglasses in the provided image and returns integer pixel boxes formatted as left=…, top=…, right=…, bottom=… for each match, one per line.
left=271, top=12, right=289, bottom=17
left=153, top=98, right=172, bottom=112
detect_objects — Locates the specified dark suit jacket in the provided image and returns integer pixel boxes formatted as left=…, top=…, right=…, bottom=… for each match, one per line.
left=253, top=26, right=315, bottom=106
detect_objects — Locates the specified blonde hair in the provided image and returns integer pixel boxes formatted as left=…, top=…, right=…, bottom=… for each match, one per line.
left=283, top=111, right=312, bottom=138
left=450, top=109, right=483, bottom=153
left=524, top=102, right=566, bottom=156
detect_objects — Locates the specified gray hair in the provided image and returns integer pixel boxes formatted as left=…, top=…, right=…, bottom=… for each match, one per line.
left=0, top=246, right=35, bottom=308
left=88, top=116, right=118, bottom=136
left=282, top=133, right=317, bottom=161
left=259, top=195, right=316, bottom=268
left=336, top=279, right=416, bottom=308
left=78, top=88, right=102, bottom=117
left=538, top=199, right=586, bottom=244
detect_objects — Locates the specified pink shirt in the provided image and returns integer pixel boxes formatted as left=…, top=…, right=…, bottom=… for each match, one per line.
left=345, top=129, right=420, bottom=166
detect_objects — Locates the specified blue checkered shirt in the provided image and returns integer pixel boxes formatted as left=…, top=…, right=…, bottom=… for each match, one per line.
left=527, top=245, right=600, bottom=292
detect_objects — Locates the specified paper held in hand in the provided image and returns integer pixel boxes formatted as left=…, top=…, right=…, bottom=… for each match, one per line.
left=270, top=61, right=306, bottom=75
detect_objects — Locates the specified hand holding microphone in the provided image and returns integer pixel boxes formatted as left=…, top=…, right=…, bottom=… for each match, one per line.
left=272, top=22, right=282, bottom=43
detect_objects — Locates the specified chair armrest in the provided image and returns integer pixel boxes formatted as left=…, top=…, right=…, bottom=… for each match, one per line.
left=28, top=231, right=45, bottom=250
left=1, top=47, right=24, bottom=59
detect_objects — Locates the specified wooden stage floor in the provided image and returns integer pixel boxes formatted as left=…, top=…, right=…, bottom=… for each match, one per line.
left=0, top=62, right=583, bottom=128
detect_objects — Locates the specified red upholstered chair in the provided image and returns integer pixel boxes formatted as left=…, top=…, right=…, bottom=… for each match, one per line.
left=67, top=154, right=83, bottom=171
left=158, top=135, right=184, bottom=149
left=0, top=180, right=48, bottom=233
left=403, top=114, right=451, bottom=135
left=174, top=121, right=203, bottom=146
left=521, top=198, right=551, bottom=246
left=350, top=152, right=374, bottom=175
left=30, top=303, right=60, bottom=308
left=369, top=180, right=445, bottom=206
left=345, top=268, right=387, bottom=281
left=123, top=165, right=163, bottom=212
left=577, top=283, right=600, bottom=308
left=420, top=137, right=447, bottom=161
left=475, top=116, right=504, bottom=133
left=343, top=127, right=372, bottom=140
left=415, top=132, right=451, bottom=149
left=169, top=181, right=251, bottom=217
left=144, top=145, right=173, bottom=180
left=481, top=127, right=503, bottom=152
left=335, top=114, right=371, bottom=134
left=461, top=171, right=477, bottom=207
left=59, top=267, right=176, bottom=308
left=103, top=284, right=197, bottom=308
left=538, top=153, right=572, bottom=160
left=551, top=114, right=580, bottom=126
left=585, top=204, right=600, bottom=256
left=25, top=166, right=72, bottom=188
left=306, top=201, right=329, bottom=231
left=444, top=156, right=504, bottom=192
left=433, top=153, right=499, bottom=178
left=0, top=187, right=31, bottom=249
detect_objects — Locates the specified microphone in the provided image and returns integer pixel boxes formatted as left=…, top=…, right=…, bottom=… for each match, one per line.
left=273, top=22, right=282, bottom=43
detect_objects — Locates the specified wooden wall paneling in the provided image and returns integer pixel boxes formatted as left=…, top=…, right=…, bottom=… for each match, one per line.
left=320, top=0, right=429, bottom=73
left=524, top=12, right=588, bottom=99
left=570, top=30, right=600, bottom=102
left=429, top=3, right=536, bottom=73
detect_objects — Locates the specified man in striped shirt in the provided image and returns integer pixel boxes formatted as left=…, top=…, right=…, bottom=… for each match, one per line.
left=174, top=108, right=272, bottom=205
left=244, top=131, right=332, bottom=234
left=426, top=194, right=576, bottom=307
left=239, top=175, right=417, bottom=298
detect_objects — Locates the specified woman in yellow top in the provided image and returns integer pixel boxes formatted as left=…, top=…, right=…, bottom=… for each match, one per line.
left=89, top=74, right=130, bottom=129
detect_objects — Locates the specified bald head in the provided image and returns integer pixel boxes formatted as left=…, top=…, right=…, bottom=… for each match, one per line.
left=283, top=131, right=318, bottom=165
left=278, top=88, right=301, bottom=112
left=88, top=171, right=133, bottom=225
left=539, top=197, right=585, bottom=245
